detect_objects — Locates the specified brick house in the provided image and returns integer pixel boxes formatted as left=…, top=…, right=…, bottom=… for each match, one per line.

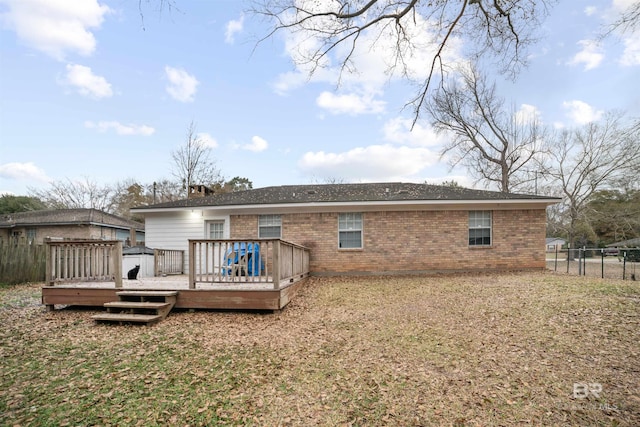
left=0, top=208, right=144, bottom=245
left=132, top=182, right=560, bottom=275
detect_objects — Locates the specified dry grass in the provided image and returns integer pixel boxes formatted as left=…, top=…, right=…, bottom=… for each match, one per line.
left=547, top=258, right=639, bottom=281
left=1, top=272, right=639, bottom=426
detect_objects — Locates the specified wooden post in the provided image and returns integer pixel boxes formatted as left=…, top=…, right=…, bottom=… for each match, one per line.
left=114, top=241, right=123, bottom=288
left=129, top=227, right=137, bottom=247
left=188, top=240, right=196, bottom=289
left=45, top=239, right=53, bottom=286
left=154, top=249, right=160, bottom=277
left=272, top=240, right=281, bottom=290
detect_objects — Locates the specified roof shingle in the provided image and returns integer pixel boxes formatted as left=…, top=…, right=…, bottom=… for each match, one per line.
left=133, top=182, right=559, bottom=210
left=0, top=208, right=144, bottom=230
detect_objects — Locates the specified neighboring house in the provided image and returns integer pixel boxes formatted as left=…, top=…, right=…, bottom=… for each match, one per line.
left=607, top=237, right=640, bottom=248
left=131, top=182, right=560, bottom=275
left=545, top=237, right=566, bottom=253
left=0, top=208, right=144, bottom=245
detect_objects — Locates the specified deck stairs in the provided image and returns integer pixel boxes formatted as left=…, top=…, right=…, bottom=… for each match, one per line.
left=92, top=291, right=178, bottom=325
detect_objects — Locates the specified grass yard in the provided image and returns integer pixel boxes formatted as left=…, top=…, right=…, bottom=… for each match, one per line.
left=1, top=272, right=639, bottom=426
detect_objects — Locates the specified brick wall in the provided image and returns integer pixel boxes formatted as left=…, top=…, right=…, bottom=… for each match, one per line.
left=231, top=209, right=547, bottom=274
left=0, top=225, right=121, bottom=245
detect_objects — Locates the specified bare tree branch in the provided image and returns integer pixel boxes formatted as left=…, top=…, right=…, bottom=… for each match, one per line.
left=543, top=113, right=640, bottom=247
left=602, top=1, right=640, bottom=37
left=28, top=177, right=115, bottom=212
left=171, top=121, right=223, bottom=197
left=427, top=65, right=547, bottom=193
left=253, top=0, right=554, bottom=124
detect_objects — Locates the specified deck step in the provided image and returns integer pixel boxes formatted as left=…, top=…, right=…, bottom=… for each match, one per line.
left=116, top=291, right=178, bottom=297
left=92, top=312, right=163, bottom=324
left=104, top=301, right=171, bottom=310
left=94, top=290, right=179, bottom=325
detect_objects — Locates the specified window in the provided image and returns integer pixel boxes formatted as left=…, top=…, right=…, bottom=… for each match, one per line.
left=339, top=213, right=363, bottom=249
left=258, top=215, right=281, bottom=238
left=26, top=229, right=36, bottom=244
left=469, top=211, right=491, bottom=246
left=208, top=221, right=225, bottom=239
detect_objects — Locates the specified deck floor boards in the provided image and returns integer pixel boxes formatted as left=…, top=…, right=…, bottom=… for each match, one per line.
left=42, top=275, right=307, bottom=311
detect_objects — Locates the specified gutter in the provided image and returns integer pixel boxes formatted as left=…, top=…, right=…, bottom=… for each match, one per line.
left=132, top=197, right=562, bottom=214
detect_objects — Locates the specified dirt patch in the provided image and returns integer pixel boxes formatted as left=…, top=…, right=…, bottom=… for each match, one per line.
left=1, top=272, right=638, bottom=426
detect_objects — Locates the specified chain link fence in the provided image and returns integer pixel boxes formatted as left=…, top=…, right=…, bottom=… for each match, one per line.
left=546, top=247, right=639, bottom=280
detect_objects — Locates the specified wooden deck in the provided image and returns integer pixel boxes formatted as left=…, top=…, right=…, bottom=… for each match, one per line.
left=42, top=238, right=310, bottom=312
left=42, top=275, right=308, bottom=311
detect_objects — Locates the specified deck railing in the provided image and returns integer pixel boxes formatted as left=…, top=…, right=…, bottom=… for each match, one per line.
left=154, top=249, right=185, bottom=276
left=188, top=239, right=310, bottom=289
left=45, top=239, right=123, bottom=287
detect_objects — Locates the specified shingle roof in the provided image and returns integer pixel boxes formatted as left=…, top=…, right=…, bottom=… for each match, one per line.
left=546, top=237, right=566, bottom=244
left=0, top=208, right=144, bottom=230
left=607, top=237, right=640, bottom=247
left=133, top=182, right=559, bottom=210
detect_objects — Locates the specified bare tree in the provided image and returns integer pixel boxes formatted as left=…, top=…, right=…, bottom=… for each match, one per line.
left=543, top=113, right=640, bottom=248
left=604, top=1, right=640, bottom=36
left=427, top=65, right=547, bottom=193
left=109, top=178, right=186, bottom=219
left=254, top=0, right=554, bottom=124
left=171, top=121, right=223, bottom=196
left=28, top=177, right=115, bottom=212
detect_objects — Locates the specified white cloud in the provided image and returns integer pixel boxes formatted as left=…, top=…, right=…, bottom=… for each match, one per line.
left=568, top=40, right=604, bottom=70
left=382, top=117, right=448, bottom=147
left=197, top=132, right=218, bottom=148
left=164, top=66, right=199, bottom=102
left=239, top=136, right=268, bottom=152
left=612, top=0, right=637, bottom=12
left=273, top=6, right=464, bottom=111
left=316, top=91, right=386, bottom=115
left=562, top=100, right=604, bottom=125
left=225, top=15, right=244, bottom=44
left=619, top=36, right=640, bottom=66
left=0, top=0, right=111, bottom=61
left=514, top=104, right=543, bottom=126
left=60, top=64, right=112, bottom=98
left=298, top=144, right=438, bottom=181
left=584, top=6, right=598, bottom=16
left=273, top=71, right=316, bottom=96
left=84, top=120, right=155, bottom=136
left=0, top=162, right=50, bottom=183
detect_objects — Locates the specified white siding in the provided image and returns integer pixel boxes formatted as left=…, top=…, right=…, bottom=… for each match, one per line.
left=144, top=210, right=229, bottom=274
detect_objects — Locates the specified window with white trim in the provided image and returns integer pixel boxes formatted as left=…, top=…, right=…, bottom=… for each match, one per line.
left=468, top=211, right=492, bottom=246
left=208, top=221, right=225, bottom=239
left=258, top=215, right=281, bottom=238
left=338, top=213, right=363, bottom=249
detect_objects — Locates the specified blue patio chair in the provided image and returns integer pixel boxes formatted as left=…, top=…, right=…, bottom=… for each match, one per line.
left=224, top=242, right=264, bottom=277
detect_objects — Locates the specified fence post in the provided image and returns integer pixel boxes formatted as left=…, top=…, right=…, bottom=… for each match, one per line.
left=188, top=240, right=195, bottom=289
left=45, top=239, right=53, bottom=286
left=272, top=240, right=281, bottom=290
left=154, top=249, right=160, bottom=277
left=578, top=248, right=582, bottom=276
left=601, top=249, right=604, bottom=279
left=114, top=241, right=123, bottom=288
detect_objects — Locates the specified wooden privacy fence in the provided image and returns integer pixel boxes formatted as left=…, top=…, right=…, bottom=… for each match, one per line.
left=154, top=249, right=185, bottom=276
left=0, top=243, right=46, bottom=285
left=189, top=239, right=310, bottom=289
left=46, top=239, right=123, bottom=287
